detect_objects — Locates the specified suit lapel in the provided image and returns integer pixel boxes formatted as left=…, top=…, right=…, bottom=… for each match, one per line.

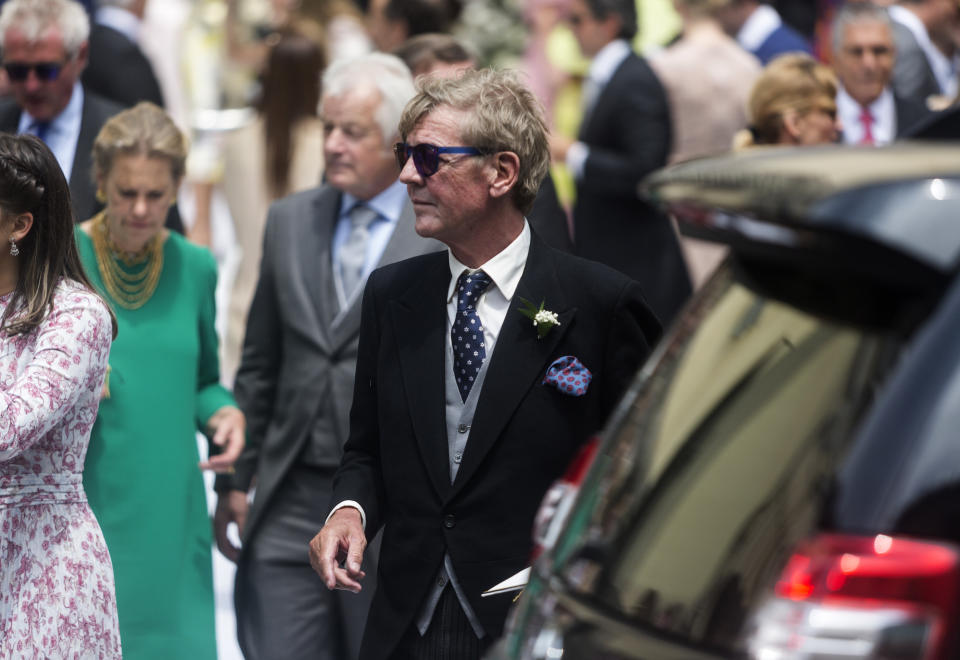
left=450, top=235, right=577, bottom=498
left=391, top=254, right=452, bottom=500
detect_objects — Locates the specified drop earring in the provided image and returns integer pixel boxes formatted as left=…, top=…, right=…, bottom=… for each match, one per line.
left=9, top=237, right=18, bottom=257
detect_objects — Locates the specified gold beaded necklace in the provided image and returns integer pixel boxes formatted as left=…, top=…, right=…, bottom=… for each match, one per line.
left=90, top=211, right=164, bottom=310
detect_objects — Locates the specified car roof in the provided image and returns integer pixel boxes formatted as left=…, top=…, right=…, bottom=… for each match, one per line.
left=643, top=143, right=960, bottom=271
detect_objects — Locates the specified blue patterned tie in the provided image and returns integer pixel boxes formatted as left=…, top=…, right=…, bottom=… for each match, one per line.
left=451, top=269, right=492, bottom=401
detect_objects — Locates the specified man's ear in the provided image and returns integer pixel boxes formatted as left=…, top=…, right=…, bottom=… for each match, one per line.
left=75, top=40, right=89, bottom=72
left=488, top=151, right=520, bottom=200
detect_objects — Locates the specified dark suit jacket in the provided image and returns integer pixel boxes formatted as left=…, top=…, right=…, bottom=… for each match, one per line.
left=83, top=23, right=165, bottom=108
left=752, top=22, right=813, bottom=65
left=573, top=51, right=691, bottom=327
left=895, top=93, right=932, bottom=137
left=331, top=231, right=661, bottom=660
left=905, top=102, right=960, bottom=140
left=891, top=20, right=941, bottom=105
left=0, top=89, right=122, bottom=222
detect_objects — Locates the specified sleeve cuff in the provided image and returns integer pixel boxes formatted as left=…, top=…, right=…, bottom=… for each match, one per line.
left=566, top=141, right=589, bottom=180
left=327, top=500, right=367, bottom=530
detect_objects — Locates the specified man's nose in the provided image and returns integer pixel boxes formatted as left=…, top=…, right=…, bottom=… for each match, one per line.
left=397, top=156, right=422, bottom=184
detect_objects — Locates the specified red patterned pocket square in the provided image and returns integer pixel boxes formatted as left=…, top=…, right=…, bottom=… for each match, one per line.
left=542, top=355, right=592, bottom=396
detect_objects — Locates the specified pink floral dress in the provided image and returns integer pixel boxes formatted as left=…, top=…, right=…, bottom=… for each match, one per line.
left=0, top=280, right=121, bottom=659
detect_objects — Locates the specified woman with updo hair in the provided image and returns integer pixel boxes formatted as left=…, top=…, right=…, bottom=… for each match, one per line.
left=0, top=133, right=121, bottom=657
left=76, top=101, right=245, bottom=658
left=734, top=52, right=843, bottom=148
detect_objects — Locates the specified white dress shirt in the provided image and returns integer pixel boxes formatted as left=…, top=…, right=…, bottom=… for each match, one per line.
left=17, top=82, right=84, bottom=181
left=736, top=4, right=782, bottom=52
left=837, top=86, right=896, bottom=146
left=566, top=39, right=632, bottom=180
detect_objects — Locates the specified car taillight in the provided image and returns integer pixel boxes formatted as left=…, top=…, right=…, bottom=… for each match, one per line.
left=745, top=533, right=960, bottom=660
left=530, top=436, right=600, bottom=562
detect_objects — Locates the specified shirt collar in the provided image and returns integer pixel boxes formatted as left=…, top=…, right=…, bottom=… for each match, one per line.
left=737, top=4, right=781, bottom=52
left=446, top=221, right=530, bottom=304
left=18, top=81, right=83, bottom=136
left=837, top=84, right=893, bottom=117
left=338, top=179, right=408, bottom=224
left=95, top=6, right=142, bottom=42
left=588, top=39, right=631, bottom=86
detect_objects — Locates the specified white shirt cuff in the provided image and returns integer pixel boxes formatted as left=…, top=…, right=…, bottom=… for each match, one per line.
left=327, top=500, right=367, bottom=530
left=566, top=141, right=589, bottom=180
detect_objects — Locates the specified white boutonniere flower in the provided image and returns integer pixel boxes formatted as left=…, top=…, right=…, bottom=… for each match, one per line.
left=518, top=297, right=560, bottom=339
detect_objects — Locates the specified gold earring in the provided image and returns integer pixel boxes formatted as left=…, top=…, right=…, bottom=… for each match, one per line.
left=96, top=189, right=106, bottom=203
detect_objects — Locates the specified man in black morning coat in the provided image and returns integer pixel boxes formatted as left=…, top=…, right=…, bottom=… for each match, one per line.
left=310, top=68, right=661, bottom=660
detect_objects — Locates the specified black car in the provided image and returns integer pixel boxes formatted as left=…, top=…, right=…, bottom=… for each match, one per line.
left=491, top=143, right=960, bottom=660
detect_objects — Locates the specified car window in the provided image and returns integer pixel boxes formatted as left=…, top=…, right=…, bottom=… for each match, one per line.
left=553, top=265, right=897, bottom=650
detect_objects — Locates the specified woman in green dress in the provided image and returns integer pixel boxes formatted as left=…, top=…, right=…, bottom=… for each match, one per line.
left=76, top=102, right=246, bottom=658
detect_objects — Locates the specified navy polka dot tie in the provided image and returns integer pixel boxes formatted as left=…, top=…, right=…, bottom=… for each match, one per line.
left=451, top=269, right=492, bottom=402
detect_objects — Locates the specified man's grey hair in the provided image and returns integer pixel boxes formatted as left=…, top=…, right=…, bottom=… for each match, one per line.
left=832, top=2, right=894, bottom=55
left=322, top=53, right=416, bottom=143
left=0, top=0, right=90, bottom=57
left=398, top=68, right=549, bottom=214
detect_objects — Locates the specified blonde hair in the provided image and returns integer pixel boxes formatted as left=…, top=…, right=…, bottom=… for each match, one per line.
left=92, top=102, right=188, bottom=183
left=735, top=53, right=838, bottom=148
left=398, top=68, right=549, bottom=213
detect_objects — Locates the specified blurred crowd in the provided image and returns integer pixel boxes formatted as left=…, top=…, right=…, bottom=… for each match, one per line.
left=1, top=0, right=959, bottom=658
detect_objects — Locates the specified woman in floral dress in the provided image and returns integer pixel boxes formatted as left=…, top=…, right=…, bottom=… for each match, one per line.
left=0, top=134, right=121, bottom=658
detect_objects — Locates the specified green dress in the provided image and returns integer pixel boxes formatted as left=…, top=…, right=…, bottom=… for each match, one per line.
left=77, top=228, right=234, bottom=659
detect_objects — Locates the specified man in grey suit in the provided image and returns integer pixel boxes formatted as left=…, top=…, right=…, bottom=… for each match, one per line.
left=213, top=53, right=440, bottom=660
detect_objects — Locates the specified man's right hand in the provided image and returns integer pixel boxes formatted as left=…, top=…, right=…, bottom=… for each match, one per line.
left=308, top=507, right=367, bottom=593
left=214, top=489, right=249, bottom=563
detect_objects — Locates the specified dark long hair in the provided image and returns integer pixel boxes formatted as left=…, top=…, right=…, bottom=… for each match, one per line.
left=0, top=133, right=116, bottom=336
left=257, top=23, right=326, bottom=197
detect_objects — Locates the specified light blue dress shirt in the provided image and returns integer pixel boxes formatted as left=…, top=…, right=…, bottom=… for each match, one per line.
left=331, top=179, right=408, bottom=309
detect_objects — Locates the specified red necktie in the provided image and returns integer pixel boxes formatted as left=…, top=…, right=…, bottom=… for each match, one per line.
left=859, top=107, right=874, bottom=145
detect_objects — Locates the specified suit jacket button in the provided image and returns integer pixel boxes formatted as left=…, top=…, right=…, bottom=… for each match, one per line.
left=443, top=514, right=456, bottom=529
left=457, top=424, right=469, bottom=433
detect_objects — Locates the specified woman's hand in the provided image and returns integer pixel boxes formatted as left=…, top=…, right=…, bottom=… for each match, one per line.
left=200, top=405, right=245, bottom=472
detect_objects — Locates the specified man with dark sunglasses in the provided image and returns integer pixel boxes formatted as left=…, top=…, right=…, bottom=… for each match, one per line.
left=0, top=0, right=124, bottom=223
left=311, top=68, right=661, bottom=660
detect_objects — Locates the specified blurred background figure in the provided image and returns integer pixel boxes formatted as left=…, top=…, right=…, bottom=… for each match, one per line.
left=0, top=132, right=120, bottom=660
left=393, top=31, right=475, bottom=76
left=735, top=52, right=841, bottom=147
left=82, top=0, right=164, bottom=108
left=78, top=102, right=244, bottom=660
left=832, top=2, right=930, bottom=146
left=367, top=0, right=464, bottom=53
left=218, top=24, right=327, bottom=386
left=0, top=0, right=123, bottom=224
left=551, top=0, right=691, bottom=327
left=889, top=0, right=959, bottom=106
left=652, top=0, right=761, bottom=164
left=715, top=0, right=812, bottom=64
left=651, top=0, right=760, bottom=288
